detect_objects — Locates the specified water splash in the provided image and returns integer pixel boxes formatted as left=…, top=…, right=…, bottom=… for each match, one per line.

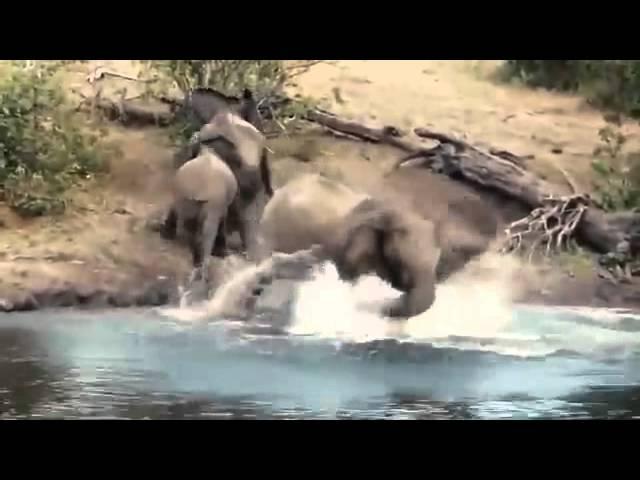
left=160, top=255, right=260, bottom=323
left=158, top=247, right=640, bottom=359
left=287, top=252, right=530, bottom=344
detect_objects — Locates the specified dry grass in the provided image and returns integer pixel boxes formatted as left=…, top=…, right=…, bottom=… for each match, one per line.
left=286, top=60, right=640, bottom=193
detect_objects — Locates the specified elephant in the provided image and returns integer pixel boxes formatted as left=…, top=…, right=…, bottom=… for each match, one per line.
left=376, top=166, right=504, bottom=281
left=171, top=135, right=238, bottom=284
left=182, top=87, right=265, bottom=133
left=161, top=88, right=274, bottom=261
left=258, top=173, right=442, bottom=318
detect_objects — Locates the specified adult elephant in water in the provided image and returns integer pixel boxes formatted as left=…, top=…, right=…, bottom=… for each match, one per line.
left=162, top=88, right=274, bottom=261
left=258, top=173, right=443, bottom=318
left=377, top=165, right=504, bottom=281
left=258, top=168, right=502, bottom=318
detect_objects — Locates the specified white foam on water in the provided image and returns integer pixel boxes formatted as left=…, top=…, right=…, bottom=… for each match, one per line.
left=288, top=252, right=530, bottom=346
left=158, top=254, right=260, bottom=324
left=158, top=248, right=640, bottom=359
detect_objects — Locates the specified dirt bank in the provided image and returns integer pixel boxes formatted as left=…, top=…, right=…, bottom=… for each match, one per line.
left=2, top=60, right=640, bottom=313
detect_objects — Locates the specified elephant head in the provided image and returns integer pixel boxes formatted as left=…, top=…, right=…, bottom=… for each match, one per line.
left=184, top=87, right=263, bottom=131
left=329, top=198, right=441, bottom=318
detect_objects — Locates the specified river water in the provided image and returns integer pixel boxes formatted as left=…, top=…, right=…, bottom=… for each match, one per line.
left=2, top=259, right=640, bottom=420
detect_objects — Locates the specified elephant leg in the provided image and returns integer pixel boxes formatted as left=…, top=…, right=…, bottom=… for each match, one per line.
left=211, top=215, right=228, bottom=257
left=160, top=207, right=177, bottom=240
left=189, top=219, right=203, bottom=269
left=383, top=272, right=436, bottom=319
left=237, top=195, right=269, bottom=263
left=176, top=206, right=189, bottom=244
left=198, top=206, right=224, bottom=284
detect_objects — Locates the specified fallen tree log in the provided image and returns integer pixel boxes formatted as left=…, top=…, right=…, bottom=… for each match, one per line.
left=304, top=110, right=426, bottom=152
left=302, top=111, right=640, bottom=255
left=84, top=97, right=175, bottom=126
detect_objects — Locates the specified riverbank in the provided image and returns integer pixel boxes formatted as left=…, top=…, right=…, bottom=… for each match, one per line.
left=3, top=60, right=640, bottom=314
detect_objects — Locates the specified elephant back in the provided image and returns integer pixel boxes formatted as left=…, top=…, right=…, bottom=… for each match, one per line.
left=199, top=112, right=266, bottom=169
left=175, top=151, right=237, bottom=204
left=260, top=173, right=369, bottom=254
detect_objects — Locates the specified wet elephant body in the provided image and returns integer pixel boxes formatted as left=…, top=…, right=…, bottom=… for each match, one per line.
left=375, top=167, right=502, bottom=281
left=259, top=174, right=442, bottom=318
left=257, top=168, right=503, bottom=318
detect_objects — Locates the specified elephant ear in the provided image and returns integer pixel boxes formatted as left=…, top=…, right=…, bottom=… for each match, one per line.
left=331, top=199, right=392, bottom=278
left=239, top=89, right=264, bottom=132
left=186, top=88, right=240, bottom=125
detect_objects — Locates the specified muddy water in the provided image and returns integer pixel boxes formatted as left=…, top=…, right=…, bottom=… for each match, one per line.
left=2, top=303, right=640, bottom=420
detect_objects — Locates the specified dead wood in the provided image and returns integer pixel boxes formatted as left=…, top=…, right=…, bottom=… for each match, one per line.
left=501, top=194, right=590, bottom=260
left=300, top=111, right=640, bottom=256
left=87, top=97, right=174, bottom=126
left=304, top=110, right=426, bottom=152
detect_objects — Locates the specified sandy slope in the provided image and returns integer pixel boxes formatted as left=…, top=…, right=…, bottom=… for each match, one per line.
left=287, top=60, right=640, bottom=191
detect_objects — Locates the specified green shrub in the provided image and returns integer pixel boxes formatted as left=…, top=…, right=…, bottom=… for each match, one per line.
left=141, top=60, right=323, bottom=144
left=142, top=60, right=288, bottom=98
left=502, top=60, right=640, bottom=118
left=590, top=121, right=640, bottom=211
left=0, top=61, right=111, bottom=217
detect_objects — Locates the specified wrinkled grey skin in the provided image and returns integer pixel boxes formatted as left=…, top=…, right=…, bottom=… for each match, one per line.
left=382, top=168, right=500, bottom=282
left=259, top=174, right=442, bottom=318
left=329, top=198, right=441, bottom=318
left=162, top=88, right=274, bottom=261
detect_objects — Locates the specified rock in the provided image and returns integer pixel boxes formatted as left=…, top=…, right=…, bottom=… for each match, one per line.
left=0, top=298, right=14, bottom=312
left=75, top=288, right=98, bottom=306
left=109, top=293, right=134, bottom=308
left=13, top=295, right=38, bottom=312
left=616, top=240, right=631, bottom=255
left=595, top=282, right=620, bottom=303
left=135, top=284, right=170, bottom=307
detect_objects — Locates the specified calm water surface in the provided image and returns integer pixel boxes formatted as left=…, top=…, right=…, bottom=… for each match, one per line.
left=1, top=306, right=640, bottom=419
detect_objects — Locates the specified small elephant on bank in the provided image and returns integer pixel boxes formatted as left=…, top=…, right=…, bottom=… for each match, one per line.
left=171, top=136, right=239, bottom=284
left=258, top=173, right=442, bottom=318
left=162, top=88, right=274, bottom=263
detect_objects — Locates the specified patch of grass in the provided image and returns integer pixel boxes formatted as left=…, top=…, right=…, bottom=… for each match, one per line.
left=0, top=61, right=115, bottom=218
left=554, top=246, right=596, bottom=278
left=589, top=118, right=640, bottom=211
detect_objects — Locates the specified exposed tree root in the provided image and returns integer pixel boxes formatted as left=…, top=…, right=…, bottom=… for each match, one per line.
left=501, top=194, right=591, bottom=261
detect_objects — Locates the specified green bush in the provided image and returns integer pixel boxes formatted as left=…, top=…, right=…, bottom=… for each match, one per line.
left=142, top=60, right=288, bottom=98
left=141, top=60, right=323, bottom=144
left=502, top=60, right=640, bottom=117
left=590, top=122, right=640, bottom=211
left=0, top=61, right=110, bottom=217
